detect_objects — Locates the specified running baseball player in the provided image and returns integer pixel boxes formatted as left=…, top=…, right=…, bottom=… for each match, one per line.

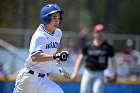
left=71, top=24, right=118, bottom=93
left=13, top=4, right=69, bottom=93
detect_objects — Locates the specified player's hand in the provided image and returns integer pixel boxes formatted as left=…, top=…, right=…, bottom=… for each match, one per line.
left=111, top=74, right=117, bottom=83
left=58, top=67, right=70, bottom=79
left=53, top=51, right=69, bottom=61
left=70, top=73, right=77, bottom=81
left=55, top=58, right=61, bottom=63
left=105, top=74, right=117, bottom=83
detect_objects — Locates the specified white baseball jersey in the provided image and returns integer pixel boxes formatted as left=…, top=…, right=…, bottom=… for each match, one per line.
left=13, top=24, right=64, bottom=93
left=26, top=24, right=62, bottom=74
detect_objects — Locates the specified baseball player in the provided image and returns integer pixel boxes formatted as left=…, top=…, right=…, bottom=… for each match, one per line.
left=13, top=4, right=69, bottom=93
left=71, top=24, right=117, bottom=93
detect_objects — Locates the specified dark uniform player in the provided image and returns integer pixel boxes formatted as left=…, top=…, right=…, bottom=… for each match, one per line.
left=71, top=24, right=117, bottom=93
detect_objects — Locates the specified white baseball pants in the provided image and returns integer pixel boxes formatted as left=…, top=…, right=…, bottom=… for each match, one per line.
left=13, top=68, right=64, bottom=93
left=80, top=69, right=104, bottom=93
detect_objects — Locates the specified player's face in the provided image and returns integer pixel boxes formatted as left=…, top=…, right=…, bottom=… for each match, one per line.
left=49, top=12, right=61, bottom=30
left=93, top=31, right=104, bottom=40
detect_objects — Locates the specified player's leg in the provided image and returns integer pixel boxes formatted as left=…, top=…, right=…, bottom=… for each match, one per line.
left=13, top=69, right=39, bottom=93
left=80, top=69, right=93, bottom=93
left=93, top=72, right=104, bottom=93
left=40, top=78, right=64, bottom=93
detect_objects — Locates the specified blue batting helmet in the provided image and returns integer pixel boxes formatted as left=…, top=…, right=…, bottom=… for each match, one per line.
left=40, top=4, right=64, bottom=25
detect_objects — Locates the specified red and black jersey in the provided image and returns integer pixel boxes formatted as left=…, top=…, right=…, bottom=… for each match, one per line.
left=82, top=40, right=114, bottom=71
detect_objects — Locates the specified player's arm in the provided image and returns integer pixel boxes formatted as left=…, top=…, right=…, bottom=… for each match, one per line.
left=71, top=53, right=84, bottom=80
left=32, top=51, right=69, bottom=62
left=110, top=56, right=118, bottom=83
left=73, top=53, right=84, bottom=74
left=111, top=57, right=117, bottom=75
left=107, top=44, right=118, bottom=82
left=31, top=47, right=69, bottom=62
left=111, top=57, right=118, bottom=81
left=31, top=53, right=53, bottom=62
left=71, top=44, right=87, bottom=80
left=30, top=36, right=54, bottom=62
left=107, top=44, right=117, bottom=75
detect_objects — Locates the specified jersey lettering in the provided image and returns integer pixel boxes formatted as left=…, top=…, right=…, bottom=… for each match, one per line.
left=46, top=42, right=60, bottom=49
left=83, top=41, right=114, bottom=71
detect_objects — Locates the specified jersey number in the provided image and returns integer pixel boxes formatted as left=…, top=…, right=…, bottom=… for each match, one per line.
left=99, top=56, right=105, bottom=64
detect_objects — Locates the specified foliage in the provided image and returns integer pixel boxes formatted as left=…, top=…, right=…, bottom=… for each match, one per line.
left=0, top=0, right=139, bottom=34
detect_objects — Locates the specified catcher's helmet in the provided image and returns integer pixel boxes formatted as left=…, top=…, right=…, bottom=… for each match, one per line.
left=40, top=4, right=64, bottom=25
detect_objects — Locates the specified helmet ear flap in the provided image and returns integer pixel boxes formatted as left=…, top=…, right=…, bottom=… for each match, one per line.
left=41, top=15, right=52, bottom=25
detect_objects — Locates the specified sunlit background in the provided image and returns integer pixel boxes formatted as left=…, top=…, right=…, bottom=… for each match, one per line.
left=0, top=0, right=140, bottom=93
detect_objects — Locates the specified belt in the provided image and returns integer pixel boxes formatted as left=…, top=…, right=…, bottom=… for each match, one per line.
left=28, top=70, right=49, bottom=78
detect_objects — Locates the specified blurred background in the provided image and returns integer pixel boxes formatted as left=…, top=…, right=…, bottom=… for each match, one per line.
left=0, top=0, right=140, bottom=93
